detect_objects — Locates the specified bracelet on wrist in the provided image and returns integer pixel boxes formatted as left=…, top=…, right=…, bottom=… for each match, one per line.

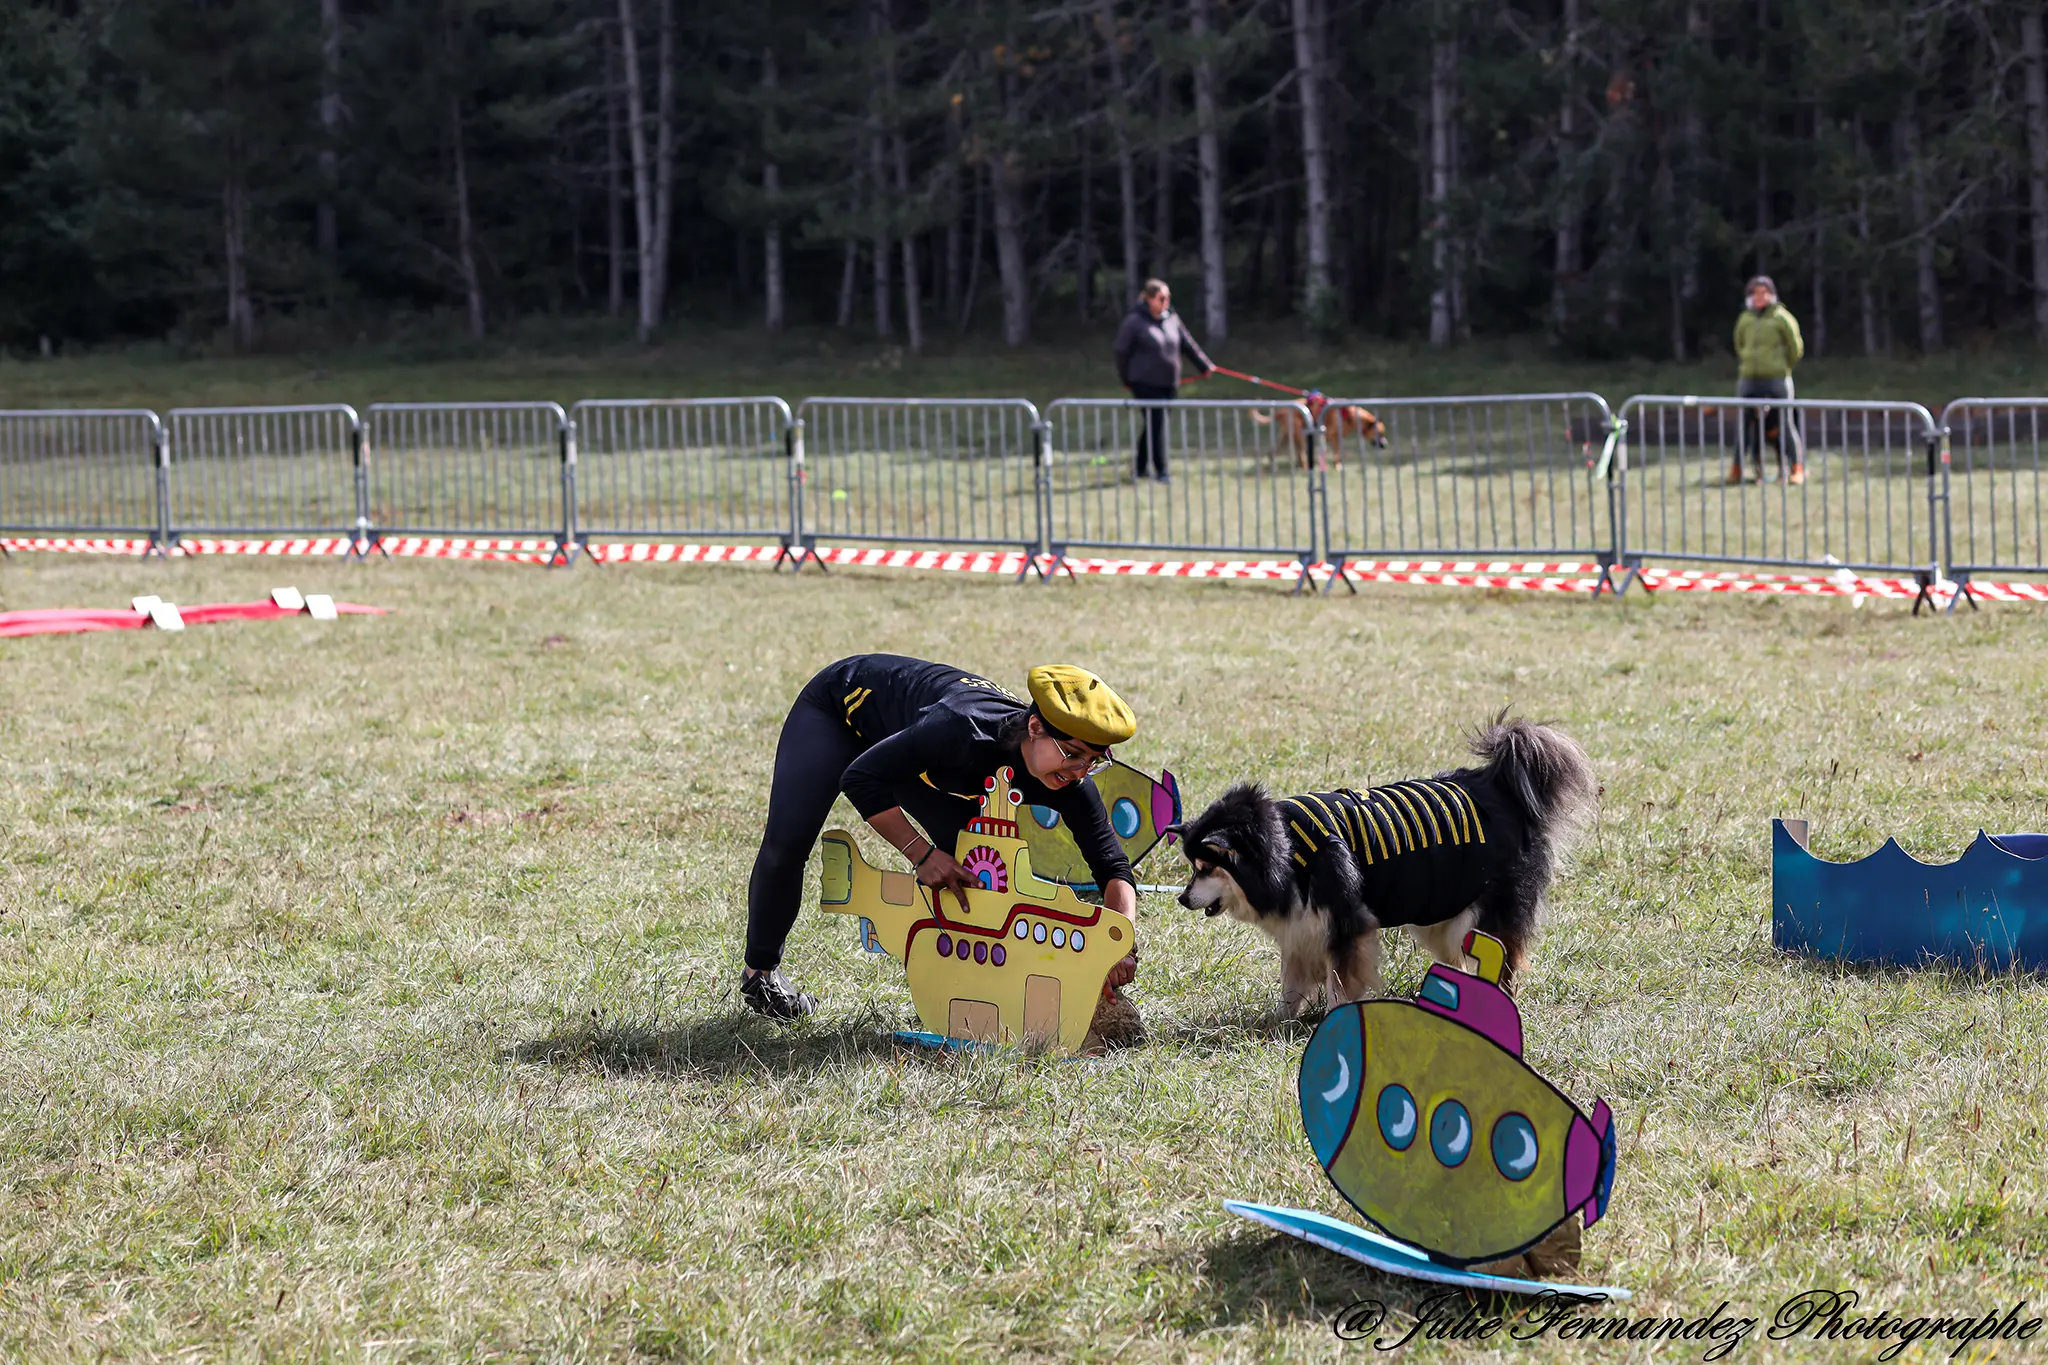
left=915, top=843, right=936, bottom=868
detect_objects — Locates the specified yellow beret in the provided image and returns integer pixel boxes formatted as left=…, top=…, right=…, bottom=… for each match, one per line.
left=1027, top=664, right=1136, bottom=748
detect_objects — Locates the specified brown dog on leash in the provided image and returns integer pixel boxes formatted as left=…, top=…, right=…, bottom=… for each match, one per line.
left=1250, top=404, right=1390, bottom=468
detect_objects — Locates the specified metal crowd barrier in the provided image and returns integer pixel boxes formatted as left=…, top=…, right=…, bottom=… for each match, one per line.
left=1319, top=393, right=1619, bottom=593
left=166, top=405, right=365, bottom=541
left=1041, top=397, right=1319, bottom=581
left=24, top=391, right=2048, bottom=609
left=1612, top=396, right=1942, bottom=594
left=570, top=398, right=795, bottom=555
left=0, top=408, right=167, bottom=545
left=1940, top=400, right=2048, bottom=597
left=364, top=402, right=570, bottom=550
left=793, top=398, right=1045, bottom=569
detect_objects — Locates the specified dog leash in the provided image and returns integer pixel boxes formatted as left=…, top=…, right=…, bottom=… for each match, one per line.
left=1184, top=365, right=1329, bottom=416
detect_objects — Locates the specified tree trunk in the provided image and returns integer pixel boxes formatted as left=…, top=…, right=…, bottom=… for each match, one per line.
left=1078, top=123, right=1096, bottom=321
left=1245, top=169, right=1269, bottom=307
left=617, top=0, right=658, bottom=342
left=895, top=131, right=922, bottom=351
left=880, top=0, right=920, bottom=347
left=1900, top=95, right=1942, bottom=351
left=606, top=36, right=625, bottom=319
left=762, top=46, right=783, bottom=333
left=1855, top=116, right=1880, bottom=356
left=1677, top=0, right=1706, bottom=318
left=1192, top=0, right=1227, bottom=340
left=449, top=94, right=484, bottom=340
left=837, top=238, right=859, bottom=328
left=991, top=152, right=1031, bottom=345
left=1276, top=165, right=1298, bottom=303
left=318, top=0, right=341, bottom=262
left=1290, top=0, right=1331, bottom=315
left=1754, top=155, right=1768, bottom=276
left=944, top=106, right=964, bottom=321
left=959, top=161, right=985, bottom=332
left=650, top=0, right=675, bottom=327
left=2023, top=8, right=2048, bottom=341
left=1426, top=36, right=1456, bottom=347
left=223, top=173, right=255, bottom=350
left=1096, top=0, right=1141, bottom=303
left=1811, top=223, right=1826, bottom=356
left=1152, top=71, right=1173, bottom=278
left=1550, top=0, right=1579, bottom=336
left=868, top=0, right=893, bottom=338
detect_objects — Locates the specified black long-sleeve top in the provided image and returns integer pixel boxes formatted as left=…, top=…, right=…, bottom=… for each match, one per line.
left=816, top=655, right=1136, bottom=890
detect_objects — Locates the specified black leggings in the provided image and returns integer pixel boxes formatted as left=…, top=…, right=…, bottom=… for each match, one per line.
left=743, top=688, right=976, bottom=971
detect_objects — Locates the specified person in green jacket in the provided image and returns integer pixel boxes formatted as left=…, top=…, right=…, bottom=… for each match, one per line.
left=1731, top=275, right=1806, bottom=485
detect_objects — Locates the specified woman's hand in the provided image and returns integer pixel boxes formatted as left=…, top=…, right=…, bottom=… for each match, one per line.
left=917, top=846, right=979, bottom=916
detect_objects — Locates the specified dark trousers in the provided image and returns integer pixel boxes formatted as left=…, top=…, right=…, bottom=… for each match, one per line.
left=1129, top=382, right=1175, bottom=478
left=743, top=681, right=975, bottom=971
left=1737, top=376, right=1805, bottom=469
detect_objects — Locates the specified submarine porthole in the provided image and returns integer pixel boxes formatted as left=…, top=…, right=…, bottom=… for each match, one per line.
left=1111, top=797, right=1142, bottom=838
left=1014, top=921, right=1030, bottom=939
left=1031, top=805, right=1061, bottom=829
left=1033, top=923, right=1048, bottom=943
left=1491, top=1114, right=1539, bottom=1180
left=1070, top=929, right=1084, bottom=951
left=937, top=933, right=954, bottom=958
left=1376, top=1085, right=1418, bottom=1151
left=1051, top=927, right=1067, bottom=948
left=1430, top=1100, right=1472, bottom=1167
left=1420, top=974, right=1461, bottom=1010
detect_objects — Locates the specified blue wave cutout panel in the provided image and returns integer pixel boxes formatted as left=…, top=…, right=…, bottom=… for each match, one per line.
left=1772, top=819, right=2048, bottom=970
left=1223, top=1201, right=1632, bottom=1301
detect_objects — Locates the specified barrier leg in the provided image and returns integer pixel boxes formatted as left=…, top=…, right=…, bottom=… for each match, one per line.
left=1592, top=553, right=1641, bottom=599
left=1319, top=554, right=1358, bottom=596
left=775, top=536, right=826, bottom=573
left=1020, top=543, right=1076, bottom=583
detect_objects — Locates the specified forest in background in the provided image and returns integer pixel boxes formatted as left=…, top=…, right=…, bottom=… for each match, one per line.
left=2, top=0, right=2046, bottom=362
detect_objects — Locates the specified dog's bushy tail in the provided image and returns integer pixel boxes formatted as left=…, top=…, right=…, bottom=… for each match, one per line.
left=1467, top=709, right=1598, bottom=844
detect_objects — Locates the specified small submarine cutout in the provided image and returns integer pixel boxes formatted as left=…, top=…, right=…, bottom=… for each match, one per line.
left=1297, top=931, right=1617, bottom=1267
left=1021, top=759, right=1181, bottom=892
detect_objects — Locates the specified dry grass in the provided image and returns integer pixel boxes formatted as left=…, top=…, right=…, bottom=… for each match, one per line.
left=2, top=553, right=2046, bottom=1362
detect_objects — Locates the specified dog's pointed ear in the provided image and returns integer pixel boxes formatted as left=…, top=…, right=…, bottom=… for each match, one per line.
left=1161, top=822, right=1185, bottom=845
left=1204, top=830, right=1237, bottom=862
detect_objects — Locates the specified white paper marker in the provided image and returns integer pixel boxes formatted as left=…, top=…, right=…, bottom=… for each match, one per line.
left=149, top=602, right=185, bottom=631
left=271, top=586, right=306, bottom=612
left=131, top=595, right=162, bottom=614
left=305, top=594, right=338, bottom=621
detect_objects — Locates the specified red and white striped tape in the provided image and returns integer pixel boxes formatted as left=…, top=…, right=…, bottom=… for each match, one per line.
left=2, top=535, right=2029, bottom=604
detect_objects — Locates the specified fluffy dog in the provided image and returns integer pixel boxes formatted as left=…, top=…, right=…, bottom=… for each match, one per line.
left=1250, top=403, right=1389, bottom=468
left=1171, top=716, right=1595, bottom=1016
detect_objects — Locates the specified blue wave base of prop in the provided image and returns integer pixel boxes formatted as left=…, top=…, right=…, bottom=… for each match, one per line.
left=1223, top=1201, right=1632, bottom=1300
left=1772, top=819, right=2048, bottom=970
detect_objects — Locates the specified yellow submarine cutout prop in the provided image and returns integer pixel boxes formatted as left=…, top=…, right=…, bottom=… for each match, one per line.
left=1226, top=931, right=1629, bottom=1298
left=818, top=766, right=1133, bottom=1053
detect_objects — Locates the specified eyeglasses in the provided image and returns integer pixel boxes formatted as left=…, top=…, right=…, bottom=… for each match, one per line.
left=1052, top=737, right=1112, bottom=776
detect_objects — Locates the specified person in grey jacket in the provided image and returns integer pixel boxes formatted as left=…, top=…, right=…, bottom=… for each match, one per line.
left=1113, top=279, right=1215, bottom=482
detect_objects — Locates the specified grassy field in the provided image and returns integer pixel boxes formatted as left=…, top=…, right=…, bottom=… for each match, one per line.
left=3, top=320, right=2047, bottom=412
left=3, top=553, right=2047, bottom=1362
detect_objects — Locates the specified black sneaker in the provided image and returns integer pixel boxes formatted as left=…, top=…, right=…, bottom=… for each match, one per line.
left=741, top=968, right=816, bottom=1020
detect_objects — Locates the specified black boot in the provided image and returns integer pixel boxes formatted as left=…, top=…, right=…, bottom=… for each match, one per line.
left=741, top=967, right=816, bottom=1020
